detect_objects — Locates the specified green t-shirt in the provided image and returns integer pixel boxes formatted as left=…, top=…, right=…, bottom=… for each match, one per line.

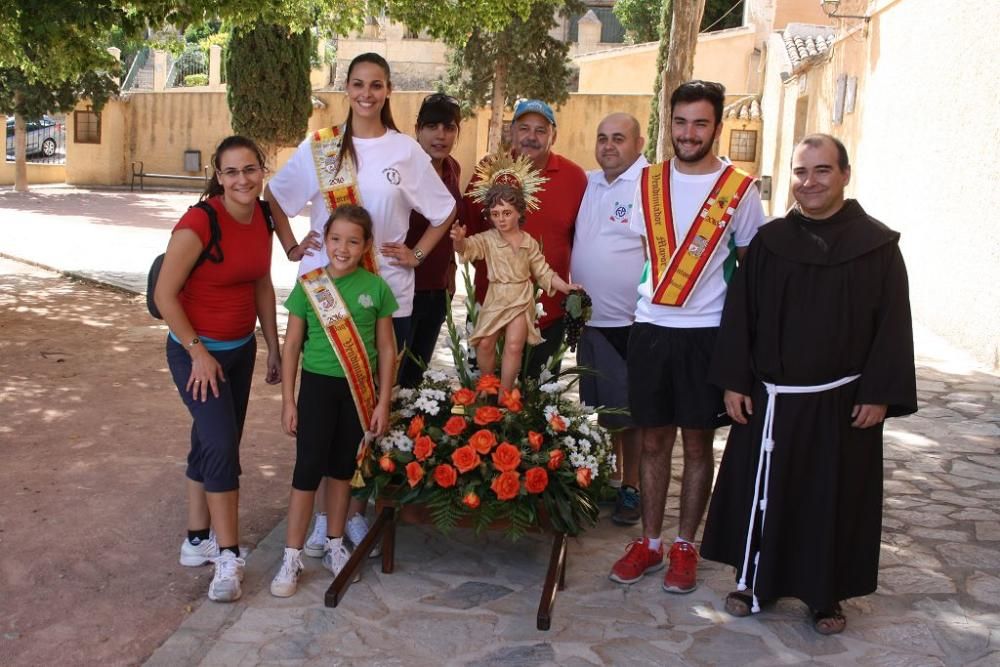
left=284, top=268, right=399, bottom=378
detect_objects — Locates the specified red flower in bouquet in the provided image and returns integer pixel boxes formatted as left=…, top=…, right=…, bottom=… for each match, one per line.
left=527, top=431, right=544, bottom=451
left=443, top=416, right=467, bottom=436
left=407, top=414, right=425, bottom=439
left=462, top=491, right=481, bottom=509
left=548, top=449, right=565, bottom=470
left=433, top=463, right=458, bottom=488
left=491, top=442, right=522, bottom=472
left=379, top=454, right=396, bottom=473
left=476, top=374, right=502, bottom=395
left=452, top=387, right=477, bottom=406
left=468, top=428, right=497, bottom=455
left=413, top=435, right=435, bottom=462
left=405, top=461, right=425, bottom=487
left=474, top=405, right=503, bottom=425
left=491, top=470, right=521, bottom=501
left=499, top=388, right=523, bottom=412
left=548, top=413, right=568, bottom=432
left=524, top=467, right=549, bottom=494
left=576, top=467, right=592, bottom=488
left=452, top=445, right=481, bottom=473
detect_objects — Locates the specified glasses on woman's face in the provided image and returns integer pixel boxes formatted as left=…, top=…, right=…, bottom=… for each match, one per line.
left=218, top=165, right=266, bottom=179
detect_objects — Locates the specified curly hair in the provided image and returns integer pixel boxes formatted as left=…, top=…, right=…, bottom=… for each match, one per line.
left=483, top=183, right=527, bottom=226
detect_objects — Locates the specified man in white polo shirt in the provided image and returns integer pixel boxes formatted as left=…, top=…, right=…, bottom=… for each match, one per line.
left=570, top=113, right=647, bottom=526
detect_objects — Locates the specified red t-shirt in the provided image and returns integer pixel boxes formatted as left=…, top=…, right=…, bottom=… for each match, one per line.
left=406, top=155, right=463, bottom=292
left=173, top=196, right=272, bottom=340
left=464, top=151, right=587, bottom=328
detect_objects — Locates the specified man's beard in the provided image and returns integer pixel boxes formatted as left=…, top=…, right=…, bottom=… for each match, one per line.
left=672, top=138, right=712, bottom=163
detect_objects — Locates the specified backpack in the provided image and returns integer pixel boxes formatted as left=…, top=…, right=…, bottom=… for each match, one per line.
left=146, top=199, right=275, bottom=319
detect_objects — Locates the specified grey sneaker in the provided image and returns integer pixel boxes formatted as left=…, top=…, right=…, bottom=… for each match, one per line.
left=180, top=533, right=219, bottom=567
left=322, top=539, right=351, bottom=577
left=270, top=547, right=304, bottom=598
left=208, top=550, right=245, bottom=602
left=611, top=485, right=641, bottom=526
left=345, top=513, right=381, bottom=558
left=304, top=513, right=328, bottom=558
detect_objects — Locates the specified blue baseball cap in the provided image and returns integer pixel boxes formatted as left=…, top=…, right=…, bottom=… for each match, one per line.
left=512, top=99, right=556, bottom=126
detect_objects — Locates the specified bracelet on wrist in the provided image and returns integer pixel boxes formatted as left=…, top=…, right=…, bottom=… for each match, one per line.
left=285, top=243, right=297, bottom=259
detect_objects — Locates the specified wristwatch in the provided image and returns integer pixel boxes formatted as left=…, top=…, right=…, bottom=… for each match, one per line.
left=413, top=247, right=425, bottom=265
left=187, top=337, right=201, bottom=349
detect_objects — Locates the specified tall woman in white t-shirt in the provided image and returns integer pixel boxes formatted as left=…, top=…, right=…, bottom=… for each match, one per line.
left=264, top=52, right=457, bottom=555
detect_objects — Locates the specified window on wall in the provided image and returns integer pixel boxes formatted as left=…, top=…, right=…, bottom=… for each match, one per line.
left=729, top=129, right=757, bottom=162
left=74, top=111, right=101, bottom=144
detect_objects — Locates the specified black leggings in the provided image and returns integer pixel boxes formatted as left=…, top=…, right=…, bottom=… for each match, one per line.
left=293, top=370, right=364, bottom=490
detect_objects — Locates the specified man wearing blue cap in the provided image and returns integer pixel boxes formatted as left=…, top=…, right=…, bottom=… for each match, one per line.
left=464, top=99, right=588, bottom=379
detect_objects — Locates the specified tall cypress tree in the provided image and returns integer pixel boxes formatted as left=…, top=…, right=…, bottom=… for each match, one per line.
left=226, top=23, right=312, bottom=160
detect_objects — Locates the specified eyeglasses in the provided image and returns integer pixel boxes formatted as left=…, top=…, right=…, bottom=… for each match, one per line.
left=217, top=166, right=266, bottom=179
left=422, top=93, right=460, bottom=108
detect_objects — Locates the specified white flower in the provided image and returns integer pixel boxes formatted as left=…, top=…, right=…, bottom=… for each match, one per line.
left=579, top=439, right=592, bottom=455
left=538, top=368, right=554, bottom=384
left=535, top=302, right=546, bottom=319
left=419, top=388, right=447, bottom=402
left=397, top=388, right=416, bottom=402
left=543, top=405, right=559, bottom=420
left=381, top=430, right=413, bottom=453
left=399, top=407, right=415, bottom=418
left=540, top=380, right=567, bottom=394
left=413, top=396, right=441, bottom=415
left=423, top=369, right=448, bottom=383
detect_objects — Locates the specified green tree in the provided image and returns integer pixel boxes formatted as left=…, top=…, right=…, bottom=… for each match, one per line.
left=617, top=0, right=744, bottom=44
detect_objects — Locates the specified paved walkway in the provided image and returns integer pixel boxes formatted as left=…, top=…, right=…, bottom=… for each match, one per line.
left=3, top=186, right=1000, bottom=665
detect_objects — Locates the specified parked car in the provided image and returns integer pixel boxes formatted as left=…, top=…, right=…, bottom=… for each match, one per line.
left=5, top=116, right=62, bottom=158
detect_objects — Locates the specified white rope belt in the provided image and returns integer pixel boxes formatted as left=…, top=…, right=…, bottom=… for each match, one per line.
left=736, top=373, right=861, bottom=612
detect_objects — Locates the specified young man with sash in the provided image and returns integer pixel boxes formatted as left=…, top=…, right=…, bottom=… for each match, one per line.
left=609, top=81, right=765, bottom=594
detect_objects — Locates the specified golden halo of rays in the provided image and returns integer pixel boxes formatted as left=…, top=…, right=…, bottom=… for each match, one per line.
left=468, top=153, right=548, bottom=213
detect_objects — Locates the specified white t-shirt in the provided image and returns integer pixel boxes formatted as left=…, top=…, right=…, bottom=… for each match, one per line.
left=629, top=158, right=765, bottom=328
left=570, top=156, right=648, bottom=327
left=268, top=129, right=456, bottom=317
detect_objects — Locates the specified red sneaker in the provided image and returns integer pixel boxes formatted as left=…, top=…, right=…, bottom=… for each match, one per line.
left=663, top=541, right=699, bottom=593
left=609, top=538, right=665, bottom=584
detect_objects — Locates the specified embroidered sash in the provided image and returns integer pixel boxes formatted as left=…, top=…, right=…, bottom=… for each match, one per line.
left=310, top=125, right=378, bottom=274
left=641, top=161, right=754, bottom=307
left=300, top=267, right=377, bottom=482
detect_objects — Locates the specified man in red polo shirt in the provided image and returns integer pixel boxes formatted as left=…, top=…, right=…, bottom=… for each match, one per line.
left=464, top=99, right=588, bottom=379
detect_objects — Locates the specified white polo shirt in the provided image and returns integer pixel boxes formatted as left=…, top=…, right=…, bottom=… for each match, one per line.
left=570, top=156, right=648, bottom=327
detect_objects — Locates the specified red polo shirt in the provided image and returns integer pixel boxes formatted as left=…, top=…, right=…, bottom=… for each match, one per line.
left=406, top=155, right=463, bottom=292
left=464, top=151, right=587, bottom=328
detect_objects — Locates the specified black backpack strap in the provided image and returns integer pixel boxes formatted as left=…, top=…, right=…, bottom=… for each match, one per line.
left=191, top=201, right=223, bottom=267
left=258, top=198, right=276, bottom=234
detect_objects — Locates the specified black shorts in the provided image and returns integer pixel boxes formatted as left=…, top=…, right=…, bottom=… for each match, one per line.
left=293, top=370, right=364, bottom=489
left=626, top=322, right=728, bottom=430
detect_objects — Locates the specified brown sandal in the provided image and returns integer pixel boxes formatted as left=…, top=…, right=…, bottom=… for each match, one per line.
left=724, top=591, right=753, bottom=617
left=812, top=604, right=846, bottom=635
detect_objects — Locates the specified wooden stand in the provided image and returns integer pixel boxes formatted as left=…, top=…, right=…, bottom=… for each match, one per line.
left=325, top=502, right=569, bottom=631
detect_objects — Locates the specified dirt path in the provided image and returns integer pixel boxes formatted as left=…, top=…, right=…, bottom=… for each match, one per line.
left=0, top=259, right=293, bottom=666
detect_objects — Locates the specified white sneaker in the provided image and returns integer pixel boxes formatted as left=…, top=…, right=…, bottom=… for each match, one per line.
left=322, top=538, right=351, bottom=577
left=208, top=550, right=245, bottom=602
left=180, top=533, right=219, bottom=567
left=346, top=513, right=381, bottom=558
left=304, top=513, right=328, bottom=558
left=270, top=547, right=304, bottom=598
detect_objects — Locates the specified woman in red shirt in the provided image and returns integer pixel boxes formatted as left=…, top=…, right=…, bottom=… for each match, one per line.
left=154, top=135, right=280, bottom=603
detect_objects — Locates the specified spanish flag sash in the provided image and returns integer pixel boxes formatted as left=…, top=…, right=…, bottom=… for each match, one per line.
left=640, top=161, right=754, bottom=307
left=300, top=266, right=377, bottom=484
left=310, top=125, right=378, bottom=274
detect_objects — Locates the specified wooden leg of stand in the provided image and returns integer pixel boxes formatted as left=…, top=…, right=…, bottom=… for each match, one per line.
left=536, top=532, right=567, bottom=631
left=381, top=506, right=396, bottom=574
left=325, top=506, right=393, bottom=607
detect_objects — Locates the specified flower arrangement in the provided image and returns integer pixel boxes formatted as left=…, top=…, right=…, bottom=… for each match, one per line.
left=362, top=274, right=617, bottom=539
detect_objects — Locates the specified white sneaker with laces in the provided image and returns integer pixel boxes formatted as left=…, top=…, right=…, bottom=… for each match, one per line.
left=208, top=550, right=245, bottom=602
left=270, top=547, right=304, bottom=598
left=322, top=538, right=351, bottom=577
left=180, top=532, right=219, bottom=567
left=304, top=513, right=328, bottom=558
left=346, top=513, right=381, bottom=558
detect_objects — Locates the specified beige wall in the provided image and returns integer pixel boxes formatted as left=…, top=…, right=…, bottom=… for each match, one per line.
left=761, top=0, right=1000, bottom=368
left=774, top=0, right=834, bottom=29
left=0, top=162, right=66, bottom=185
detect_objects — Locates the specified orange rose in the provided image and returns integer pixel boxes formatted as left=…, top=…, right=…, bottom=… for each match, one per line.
left=474, top=405, right=503, bottom=426
left=527, top=431, right=544, bottom=451
left=491, top=442, right=522, bottom=472
left=575, top=467, right=592, bottom=488
left=405, top=461, right=425, bottom=488
left=490, top=470, right=521, bottom=501
left=433, top=463, right=458, bottom=489
left=476, top=374, right=501, bottom=395
left=451, top=445, right=481, bottom=474
left=462, top=491, right=481, bottom=509
left=548, top=413, right=568, bottom=432
left=499, top=388, right=523, bottom=412
left=407, top=414, right=425, bottom=439
left=443, top=416, right=468, bottom=436
left=548, top=449, right=565, bottom=471
left=468, top=428, right=497, bottom=455
left=524, top=467, right=549, bottom=494
left=452, top=387, right=477, bottom=406
left=379, top=454, right=396, bottom=473
left=413, top=435, right=435, bottom=462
